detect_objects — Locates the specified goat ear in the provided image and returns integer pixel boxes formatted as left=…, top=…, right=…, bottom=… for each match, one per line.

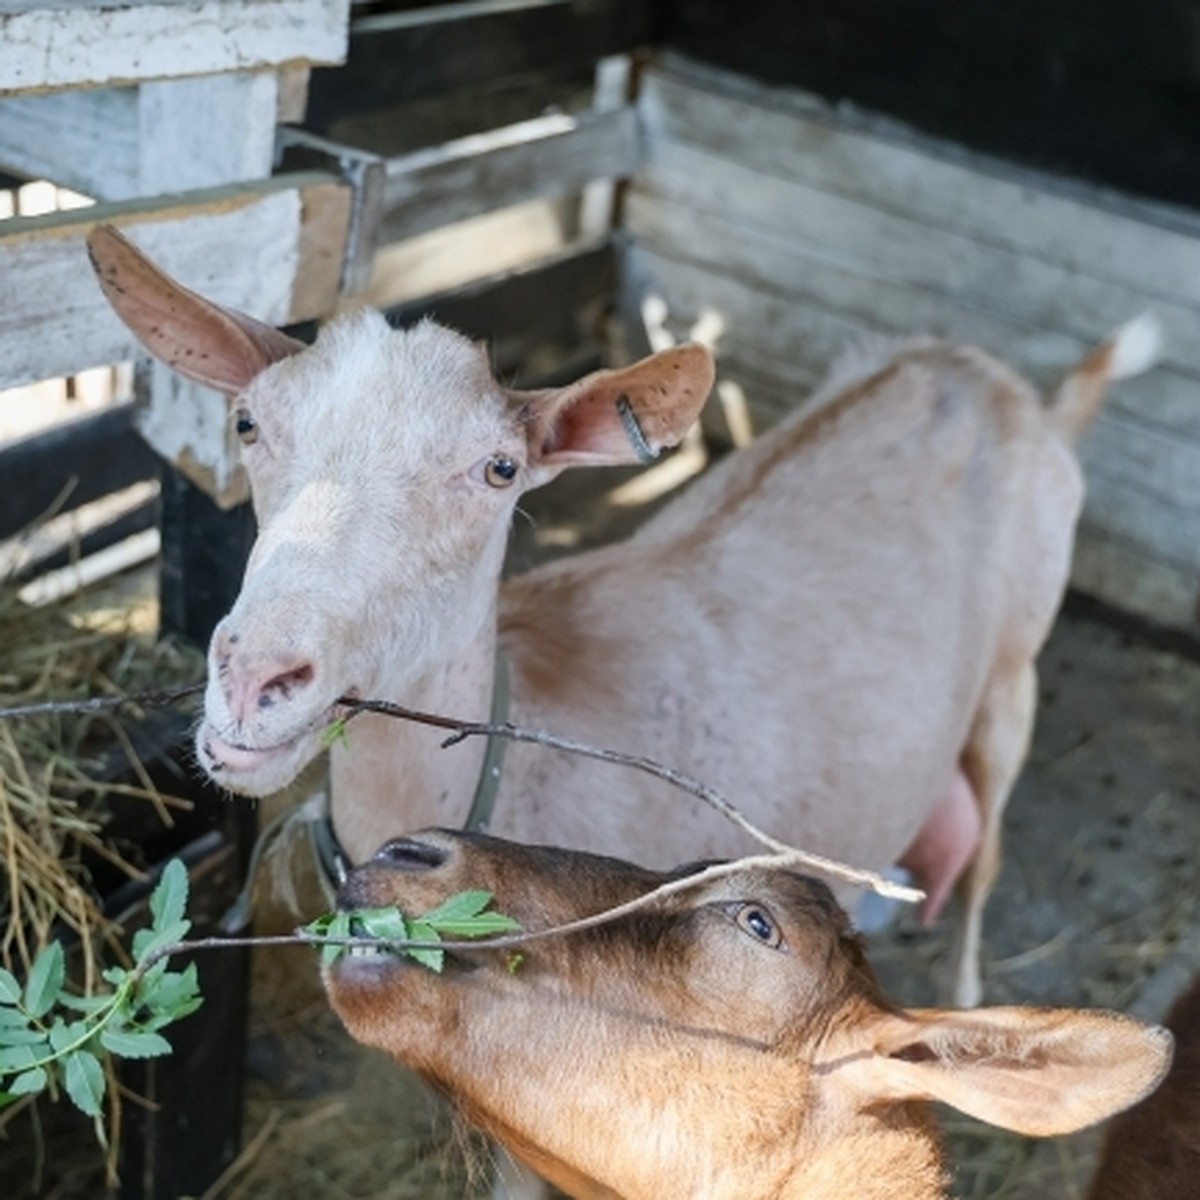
left=516, top=343, right=714, bottom=468
left=832, top=1007, right=1172, bottom=1137
left=87, top=223, right=304, bottom=395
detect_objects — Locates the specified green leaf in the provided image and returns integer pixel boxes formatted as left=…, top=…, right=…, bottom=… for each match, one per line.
left=403, top=922, right=444, bottom=973
left=23, top=942, right=64, bottom=1019
left=56, top=993, right=112, bottom=1015
left=48, top=1020, right=89, bottom=1055
left=0, top=1026, right=51, bottom=1049
left=8, top=1067, right=46, bottom=1096
left=0, top=1043, right=47, bottom=1072
left=320, top=718, right=350, bottom=750
left=0, top=1006, right=28, bottom=1027
left=420, top=891, right=494, bottom=926
left=316, top=911, right=352, bottom=967
left=429, top=911, right=522, bottom=939
left=149, top=859, right=189, bottom=934
left=99, top=1029, right=173, bottom=1060
left=136, top=963, right=201, bottom=1018
left=132, top=919, right=191, bottom=961
left=61, top=1050, right=105, bottom=1118
left=300, top=912, right=335, bottom=938
left=421, top=891, right=522, bottom=939
left=352, top=907, right=409, bottom=942
left=0, top=969, right=20, bottom=1005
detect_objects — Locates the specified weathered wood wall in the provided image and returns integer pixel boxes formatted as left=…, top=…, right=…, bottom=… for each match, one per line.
left=662, top=0, right=1200, bottom=210
left=626, top=58, right=1200, bottom=631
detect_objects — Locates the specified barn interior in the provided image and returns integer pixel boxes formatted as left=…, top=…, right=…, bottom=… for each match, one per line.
left=1, top=2, right=1198, bottom=1197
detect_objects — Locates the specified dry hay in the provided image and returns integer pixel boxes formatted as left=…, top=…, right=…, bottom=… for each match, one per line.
left=0, top=577, right=204, bottom=1184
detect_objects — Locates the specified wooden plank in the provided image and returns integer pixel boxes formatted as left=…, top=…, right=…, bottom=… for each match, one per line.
left=1072, top=527, right=1199, bottom=630
left=0, top=73, right=278, bottom=201
left=0, top=404, right=157, bottom=540
left=624, top=189, right=1200, bottom=437
left=0, top=88, right=139, bottom=196
left=642, top=65, right=1200, bottom=311
left=0, top=172, right=349, bottom=390
left=661, top=0, right=1200, bottom=208
left=5, top=487, right=159, bottom=582
left=379, top=107, right=640, bottom=242
left=304, top=0, right=656, bottom=130
left=0, top=0, right=349, bottom=93
left=0, top=74, right=280, bottom=199
left=634, top=138, right=1200, bottom=381
left=384, top=239, right=615, bottom=347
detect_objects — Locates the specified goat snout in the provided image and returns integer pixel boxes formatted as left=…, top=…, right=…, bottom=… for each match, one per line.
left=213, top=628, right=317, bottom=725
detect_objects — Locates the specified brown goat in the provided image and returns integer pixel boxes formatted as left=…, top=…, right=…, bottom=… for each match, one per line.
left=324, top=830, right=1172, bottom=1200
left=1087, top=973, right=1200, bottom=1200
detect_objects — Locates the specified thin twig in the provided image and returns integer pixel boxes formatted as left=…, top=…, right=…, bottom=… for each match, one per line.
left=338, top=696, right=923, bottom=904
left=0, top=682, right=204, bottom=721
left=0, top=679, right=923, bottom=904
left=140, top=847, right=907, bottom=970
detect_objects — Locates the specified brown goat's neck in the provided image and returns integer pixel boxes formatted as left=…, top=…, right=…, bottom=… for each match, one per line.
left=778, top=1110, right=948, bottom=1200
left=329, top=609, right=497, bottom=862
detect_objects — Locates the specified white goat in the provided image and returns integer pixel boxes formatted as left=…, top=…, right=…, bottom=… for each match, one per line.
left=87, top=224, right=1158, bottom=1010
left=324, top=828, right=1173, bottom=1200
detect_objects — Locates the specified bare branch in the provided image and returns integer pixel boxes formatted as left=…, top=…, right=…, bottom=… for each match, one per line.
left=0, top=682, right=205, bottom=722
left=338, top=696, right=924, bottom=905
left=0, top=680, right=924, bottom=905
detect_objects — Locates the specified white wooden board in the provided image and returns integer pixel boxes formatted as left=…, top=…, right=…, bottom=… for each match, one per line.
left=0, top=174, right=348, bottom=390
left=643, top=63, right=1200, bottom=312
left=0, top=73, right=278, bottom=200
left=0, top=0, right=349, bottom=93
left=380, top=107, right=640, bottom=243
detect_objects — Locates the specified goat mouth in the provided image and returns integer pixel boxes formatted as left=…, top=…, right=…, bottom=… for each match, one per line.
left=202, top=727, right=312, bottom=770
left=197, top=713, right=335, bottom=789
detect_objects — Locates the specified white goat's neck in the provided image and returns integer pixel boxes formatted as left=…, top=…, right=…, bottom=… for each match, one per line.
left=329, top=606, right=497, bottom=861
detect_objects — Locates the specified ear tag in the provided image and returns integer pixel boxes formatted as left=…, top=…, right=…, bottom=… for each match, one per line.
left=616, top=394, right=660, bottom=464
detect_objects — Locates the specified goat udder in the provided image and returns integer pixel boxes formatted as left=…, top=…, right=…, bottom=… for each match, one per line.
left=899, top=770, right=981, bottom=925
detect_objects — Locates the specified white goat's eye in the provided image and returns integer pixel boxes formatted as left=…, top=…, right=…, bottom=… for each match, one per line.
left=483, top=455, right=518, bottom=488
left=734, top=904, right=783, bottom=949
left=233, top=408, right=259, bottom=446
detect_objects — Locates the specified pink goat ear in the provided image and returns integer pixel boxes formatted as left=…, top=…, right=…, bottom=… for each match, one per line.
left=86, top=223, right=305, bottom=395
left=516, top=343, right=714, bottom=468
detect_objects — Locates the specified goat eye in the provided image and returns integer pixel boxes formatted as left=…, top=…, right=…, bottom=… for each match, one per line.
left=734, top=904, right=782, bottom=948
left=233, top=408, right=258, bottom=446
left=483, top=455, right=518, bottom=488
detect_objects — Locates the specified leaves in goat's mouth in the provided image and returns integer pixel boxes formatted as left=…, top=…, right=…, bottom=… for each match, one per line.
left=304, top=891, right=521, bottom=972
left=320, top=717, right=350, bottom=750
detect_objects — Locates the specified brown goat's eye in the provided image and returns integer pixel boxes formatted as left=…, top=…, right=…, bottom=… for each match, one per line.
left=483, top=455, right=518, bottom=488
left=734, top=904, right=783, bottom=949
left=233, top=408, right=258, bottom=446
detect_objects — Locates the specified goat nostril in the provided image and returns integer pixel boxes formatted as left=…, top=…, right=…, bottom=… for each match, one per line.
left=373, top=838, right=447, bottom=870
left=260, top=663, right=315, bottom=704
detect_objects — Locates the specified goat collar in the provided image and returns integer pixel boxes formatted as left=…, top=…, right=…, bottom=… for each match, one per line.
left=313, top=648, right=511, bottom=888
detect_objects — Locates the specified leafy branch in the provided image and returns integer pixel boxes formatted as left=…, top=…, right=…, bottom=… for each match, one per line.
left=0, top=861, right=521, bottom=1131
left=0, top=860, right=201, bottom=1141
left=300, top=889, right=521, bottom=972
